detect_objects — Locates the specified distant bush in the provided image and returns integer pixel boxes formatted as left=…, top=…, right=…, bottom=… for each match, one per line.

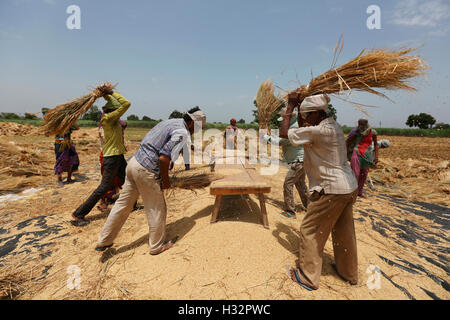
left=0, top=119, right=448, bottom=137
left=341, top=125, right=450, bottom=137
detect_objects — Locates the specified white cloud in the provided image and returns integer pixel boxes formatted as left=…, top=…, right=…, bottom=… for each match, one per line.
left=391, top=0, right=450, bottom=27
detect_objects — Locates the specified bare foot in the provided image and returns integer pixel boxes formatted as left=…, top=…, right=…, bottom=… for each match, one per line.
left=289, top=268, right=298, bottom=282
left=71, top=213, right=89, bottom=227
left=150, top=236, right=178, bottom=255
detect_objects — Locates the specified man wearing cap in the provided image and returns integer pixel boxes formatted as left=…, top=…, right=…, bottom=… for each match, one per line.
left=95, top=107, right=206, bottom=254
left=263, top=107, right=308, bottom=218
left=280, top=92, right=358, bottom=290
left=225, top=118, right=239, bottom=149
left=71, top=88, right=130, bottom=226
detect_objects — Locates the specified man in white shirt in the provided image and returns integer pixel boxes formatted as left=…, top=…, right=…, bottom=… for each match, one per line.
left=279, top=92, right=358, bottom=290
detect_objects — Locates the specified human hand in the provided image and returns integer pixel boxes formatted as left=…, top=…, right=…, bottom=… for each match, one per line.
left=287, top=91, right=301, bottom=107
left=97, top=82, right=114, bottom=96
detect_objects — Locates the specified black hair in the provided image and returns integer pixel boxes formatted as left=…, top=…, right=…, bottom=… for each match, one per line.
left=318, top=110, right=328, bottom=118
left=187, top=106, right=201, bottom=113
left=183, top=113, right=193, bottom=123
left=183, top=106, right=202, bottom=122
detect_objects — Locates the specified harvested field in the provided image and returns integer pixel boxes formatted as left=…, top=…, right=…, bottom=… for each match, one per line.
left=0, top=127, right=448, bottom=300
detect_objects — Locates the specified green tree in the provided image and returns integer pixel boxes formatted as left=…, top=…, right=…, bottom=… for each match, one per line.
left=0, top=112, right=21, bottom=119
left=168, top=110, right=183, bottom=119
left=327, top=104, right=337, bottom=121
left=41, top=107, right=50, bottom=116
left=142, top=115, right=155, bottom=121
left=24, top=112, right=38, bottom=120
left=82, top=105, right=102, bottom=121
left=237, top=118, right=245, bottom=124
left=406, top=113, right=436, bottom=129
left=434, top=122, right=450, bottom=130
left=127, top=114, right=140, bottom=121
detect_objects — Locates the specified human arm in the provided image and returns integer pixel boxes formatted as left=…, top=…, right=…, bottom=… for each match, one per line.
left=346, top=132, right=356, bottom=154
left=264, top=134, right=290, bottom=146
left=373, top=133, right=378, bottom=165
left=158, top=154, right=171, bottom=189
left=101, top=92, right=131, bottom=123
left=280, top=91, right=303, bottom=139
left=72, top=122, right=80, bottom=131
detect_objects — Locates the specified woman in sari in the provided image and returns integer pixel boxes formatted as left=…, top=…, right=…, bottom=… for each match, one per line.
left=49, top=123, right=80, bottom=185
left=346, top=118, right=378, bottom=197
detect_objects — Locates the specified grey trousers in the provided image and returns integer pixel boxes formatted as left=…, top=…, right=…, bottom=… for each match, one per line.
left=283, top=161, right=309, bottom=214
left=97, top=156, right=167, bottom=254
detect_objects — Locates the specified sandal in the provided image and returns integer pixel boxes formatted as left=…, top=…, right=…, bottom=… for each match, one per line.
left=286, top=265, right=313, bottom=291
left=280, top=211, right=296, bottom=219
left=95, top=243, right=113, bottom=252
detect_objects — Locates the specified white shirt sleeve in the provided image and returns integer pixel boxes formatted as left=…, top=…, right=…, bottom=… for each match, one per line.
left=288, top=127, right=315, bottom=146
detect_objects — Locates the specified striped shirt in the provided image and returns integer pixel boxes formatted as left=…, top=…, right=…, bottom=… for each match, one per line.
left=134, top=119, right=191, bottom=175
left=288, top=117, right=357, bottom=195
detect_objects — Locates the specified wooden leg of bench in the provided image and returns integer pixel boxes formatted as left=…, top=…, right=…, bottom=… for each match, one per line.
left=210, top=195, right=222, bottom=223
left=258, top=193, right=269, bottom=229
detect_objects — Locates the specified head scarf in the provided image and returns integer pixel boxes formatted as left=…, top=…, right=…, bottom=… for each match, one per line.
left=379, top=139, right=390, bottom=148
left=299, top=94, right=330, bottom=113
left=358, top=118, right=371, bottom=136
left=102, top=94, right=121, bottom=112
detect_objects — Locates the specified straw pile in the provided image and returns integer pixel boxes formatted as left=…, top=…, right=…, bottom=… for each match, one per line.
left=0, top=122, right=43, bottom=136
left=286, top=47, right=428, bottom=103
left=42, top=82, right=116, bottom=135
left=0, top=142, right=52, bottom=192
left=255, top=79, right=284, bottom=129
left=370, top=158, right=450, bottom=205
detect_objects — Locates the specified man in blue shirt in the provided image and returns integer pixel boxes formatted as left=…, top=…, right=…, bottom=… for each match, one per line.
left=263, top=107, right=308, bottom=218
left=96, top=107, right=206, bottom=255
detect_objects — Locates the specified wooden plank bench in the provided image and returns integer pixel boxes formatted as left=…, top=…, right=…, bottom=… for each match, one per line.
left=209, top=157, right=271, bottom=228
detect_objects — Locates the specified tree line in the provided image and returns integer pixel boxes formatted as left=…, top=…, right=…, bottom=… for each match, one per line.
left=1, top=106, right=448, bottom=130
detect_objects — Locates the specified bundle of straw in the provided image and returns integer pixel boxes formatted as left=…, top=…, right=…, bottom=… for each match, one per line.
left=170, top=172, right=223, bottom=191
left=42, top=82, right=116, bottom=135
left=286, top=47, right=428, bottom=104
left=255, top=79, right=284, bottom=129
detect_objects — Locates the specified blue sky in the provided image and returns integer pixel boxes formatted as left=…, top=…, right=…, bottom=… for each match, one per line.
left=0, top=0, right=449, bottom=127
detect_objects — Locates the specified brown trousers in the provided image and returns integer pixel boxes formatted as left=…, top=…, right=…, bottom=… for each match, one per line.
left=296, top=190, right=358, bottom=289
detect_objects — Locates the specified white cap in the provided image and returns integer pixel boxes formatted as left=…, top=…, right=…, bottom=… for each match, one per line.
left=299, top=94, right=330, bottom=113
left=187, top=110, right=206, bottom=122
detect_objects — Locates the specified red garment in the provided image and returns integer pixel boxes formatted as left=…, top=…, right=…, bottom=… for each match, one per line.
left=357, top=130, right=373, bottom=158
left=99, top=152, right=124, bottom=200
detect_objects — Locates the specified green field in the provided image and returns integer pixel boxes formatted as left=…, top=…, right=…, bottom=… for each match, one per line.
left=1, top=118, right=449, bottom=137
